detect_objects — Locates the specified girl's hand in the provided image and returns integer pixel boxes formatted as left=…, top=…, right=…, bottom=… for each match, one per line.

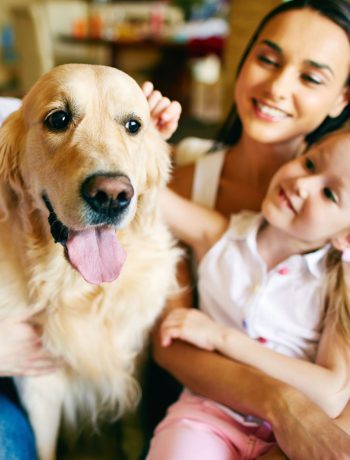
left=160, top=307, right=222, bottom=350
left=0, top=313, right=61, bottom=377
left=142, top=81, right=182, bottom=141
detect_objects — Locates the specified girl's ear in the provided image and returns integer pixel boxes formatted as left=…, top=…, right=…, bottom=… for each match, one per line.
left=328, top=86, right=350, bottom=118
left=331, top=229, right=350, bottom=252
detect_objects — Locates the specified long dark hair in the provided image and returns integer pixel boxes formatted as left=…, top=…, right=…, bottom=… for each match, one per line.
left=216, top=0, right=350, bottom=147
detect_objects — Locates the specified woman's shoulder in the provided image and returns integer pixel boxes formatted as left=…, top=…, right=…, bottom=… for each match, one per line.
left=170, top=137, right=227, bottom=200
left=174, top=137, right=216, bottom=166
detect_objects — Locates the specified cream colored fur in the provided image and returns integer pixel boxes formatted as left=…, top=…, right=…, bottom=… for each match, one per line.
left=0, top=64, right=179, bottom=460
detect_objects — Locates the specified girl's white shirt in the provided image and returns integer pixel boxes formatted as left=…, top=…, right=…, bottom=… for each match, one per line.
left=198, top=211, right=329, bottom=362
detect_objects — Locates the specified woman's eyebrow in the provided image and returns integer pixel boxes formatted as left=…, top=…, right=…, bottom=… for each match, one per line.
left=259, top=39, right=334, bottom=76
left=305, top=60, right=334, bottom=76
left=259, top=39, right=282, bottom=53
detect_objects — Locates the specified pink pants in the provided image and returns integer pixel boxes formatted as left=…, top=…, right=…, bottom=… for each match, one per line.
left=146, top=392, right=276, bottom=460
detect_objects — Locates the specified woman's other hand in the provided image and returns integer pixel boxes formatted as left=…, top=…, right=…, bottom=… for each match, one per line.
left=0, top=313, right=61, bottom=377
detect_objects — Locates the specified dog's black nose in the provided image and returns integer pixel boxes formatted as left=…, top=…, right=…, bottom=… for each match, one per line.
left=81, top=174, right=134, bottom=217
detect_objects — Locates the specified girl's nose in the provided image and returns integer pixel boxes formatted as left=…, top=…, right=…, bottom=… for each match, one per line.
left=297, top=186, right=308, bottom=199
left=293, top=175, right=320, bottom=198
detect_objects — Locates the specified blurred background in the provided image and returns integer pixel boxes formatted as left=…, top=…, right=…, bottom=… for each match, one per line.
left=0, top=0, right=282, bottom=141
left=0, top=1, right=283, bottom=458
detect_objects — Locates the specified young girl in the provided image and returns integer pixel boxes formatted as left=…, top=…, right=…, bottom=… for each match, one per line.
left=145, top=1, right=350, bottom=457
left=147, top=128, right=350, bottom=459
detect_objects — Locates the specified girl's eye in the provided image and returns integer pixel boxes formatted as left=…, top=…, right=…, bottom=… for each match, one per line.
left=257, top=54, right=278, bottom=67
left=304, top=157, right=315, bottom=172
left=301, top=74, right=323, bottom=86
left=125, top=119, right=141, bottom=135
left=323, top=187, right=337, bottom=203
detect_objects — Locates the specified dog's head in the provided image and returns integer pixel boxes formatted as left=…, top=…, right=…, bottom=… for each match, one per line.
left=0, top=64, right=171, bottom=284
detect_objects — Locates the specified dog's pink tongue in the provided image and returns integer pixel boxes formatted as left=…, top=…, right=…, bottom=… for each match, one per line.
left=66, top=227, right=126, bottom=285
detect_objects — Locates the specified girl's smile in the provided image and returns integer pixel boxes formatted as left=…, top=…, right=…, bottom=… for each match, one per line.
left=263, top=130, right=350, bottom=244
left=277, top=186, right=296, bottom=214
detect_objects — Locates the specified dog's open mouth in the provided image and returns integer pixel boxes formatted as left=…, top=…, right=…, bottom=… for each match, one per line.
left=42, top=195, right=126, bottom=285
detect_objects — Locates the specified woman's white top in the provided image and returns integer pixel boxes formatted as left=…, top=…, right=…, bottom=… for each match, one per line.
left=176, top=137, right=226, bottom=208
left=0, top=97, right=21, bottom=125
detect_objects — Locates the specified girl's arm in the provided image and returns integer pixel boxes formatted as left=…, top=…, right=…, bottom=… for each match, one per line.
left=161, top=308, right=350, bottom=418
left=160, top=187, right=228, bottom=259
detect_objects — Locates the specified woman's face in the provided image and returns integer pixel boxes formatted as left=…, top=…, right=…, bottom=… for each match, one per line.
left=235, top=8, right=350, bottom=146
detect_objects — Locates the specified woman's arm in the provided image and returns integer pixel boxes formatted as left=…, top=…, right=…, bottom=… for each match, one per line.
left=161, top=308, right=350, bottom=418
left=160, top=188, right=228, bottom=258
left=152, top=254, right=350, bottom=459
left=153, top=321, right=350, bottom=459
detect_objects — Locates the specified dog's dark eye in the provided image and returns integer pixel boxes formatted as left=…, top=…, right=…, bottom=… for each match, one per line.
left=44, top=110, right=72, bottom=132
left=125, top=119, right=141, bottom=135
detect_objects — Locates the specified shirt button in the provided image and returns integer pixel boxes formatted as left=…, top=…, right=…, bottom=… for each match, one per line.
left=277, top=266, right=289, bottom=275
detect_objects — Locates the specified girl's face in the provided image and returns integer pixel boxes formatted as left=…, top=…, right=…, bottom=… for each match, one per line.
left=262, top=131, right=350, bottom=244
left=235, top=8, right=350, bottom=146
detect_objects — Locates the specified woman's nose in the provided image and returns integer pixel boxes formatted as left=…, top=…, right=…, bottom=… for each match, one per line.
left=264, top=68, right=295, bottom=101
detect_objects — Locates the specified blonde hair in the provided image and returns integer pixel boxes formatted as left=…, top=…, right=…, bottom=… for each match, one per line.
left=325, top=248, right=350, bottom=345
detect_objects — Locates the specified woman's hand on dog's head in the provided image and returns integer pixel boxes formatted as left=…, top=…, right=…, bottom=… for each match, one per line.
left=142, top=81, right=182, bottom=141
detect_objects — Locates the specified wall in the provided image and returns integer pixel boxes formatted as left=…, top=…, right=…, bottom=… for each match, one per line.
left=0, top=0, right=28, bottom=28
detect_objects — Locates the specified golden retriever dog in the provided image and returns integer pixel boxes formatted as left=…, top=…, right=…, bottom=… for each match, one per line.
left=0, top=63, right=179, bottom=459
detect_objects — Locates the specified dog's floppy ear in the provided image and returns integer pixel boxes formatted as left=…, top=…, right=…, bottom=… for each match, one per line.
left=143, top=124, right=171, bottom=189
left=0, top=108, right=25, bottom=221
left=136, top=123, right=172, bottom=219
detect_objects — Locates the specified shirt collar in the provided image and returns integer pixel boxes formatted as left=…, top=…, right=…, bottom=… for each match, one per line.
left=302, top=244, right=330, bottom=278
left=229, top=212, right=329, bottom=279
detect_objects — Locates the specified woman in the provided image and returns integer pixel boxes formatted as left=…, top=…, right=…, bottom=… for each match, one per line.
left=146, top=0, right=350, bottom=458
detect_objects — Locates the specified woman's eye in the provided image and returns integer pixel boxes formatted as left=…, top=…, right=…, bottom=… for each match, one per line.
left=257, top=54, right=278, bottom=67
left=304, top=157, right=315, bottom=172
left=323, top=187, right=337, bottom=203
left=125, top=119, right=141, bottom=135
left=44, top=110, right=72, bottom=132
left=301, top=74, right=323, bottom=85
